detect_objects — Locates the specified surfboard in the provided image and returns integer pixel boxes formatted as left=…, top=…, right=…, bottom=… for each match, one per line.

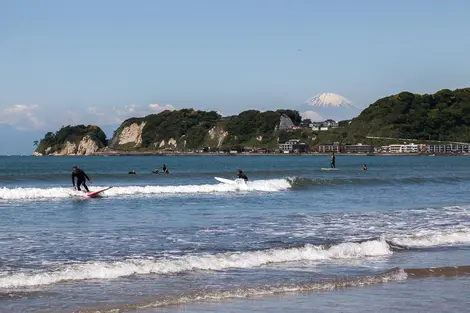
left=214, top=177, right=247, bottom=185
left=321, top=168, right=339, bottom=171
left=87, top=186, right=113, bottom=198
left=214, top=177, right=237, bottom=185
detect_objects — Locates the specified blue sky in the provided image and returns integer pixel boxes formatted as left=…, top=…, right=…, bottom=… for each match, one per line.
left=1, top=0, right=470, bottom=153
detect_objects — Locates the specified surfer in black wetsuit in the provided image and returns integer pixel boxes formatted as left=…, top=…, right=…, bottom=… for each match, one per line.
left=330, top=153, right=336, bottom=168
left=162, top=164, right=169, bottom=174
left=72, top=166, right=92, bottom=192
left=237, top=169, right=248, bottom=181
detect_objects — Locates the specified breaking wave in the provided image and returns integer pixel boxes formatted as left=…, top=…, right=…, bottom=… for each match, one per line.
left=0, top=239, right=392, bottom=288
left=1, top=231, right=469, bottom=289
left=0, top=179, right=291, bottom=200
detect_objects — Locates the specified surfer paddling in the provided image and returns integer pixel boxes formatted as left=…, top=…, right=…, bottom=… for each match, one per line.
left=237, top=169, right=248, bottom=181
left=72, top=166, right=92, bottom=192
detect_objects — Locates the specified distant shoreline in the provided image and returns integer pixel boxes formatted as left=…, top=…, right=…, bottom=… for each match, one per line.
left=25, top=151, right=470, bottom=157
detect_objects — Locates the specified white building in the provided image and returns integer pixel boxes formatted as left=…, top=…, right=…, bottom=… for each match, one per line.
left=311, top=119, right=339, bottom=131
left=279, top=139, right=309, bottom=153
left=427, top=144, right=470, bottom=153
left=388, top=143, right=419, bottom=153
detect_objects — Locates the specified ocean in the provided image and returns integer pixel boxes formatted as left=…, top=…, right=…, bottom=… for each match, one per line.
left=0, top=155, right=469, bottom=313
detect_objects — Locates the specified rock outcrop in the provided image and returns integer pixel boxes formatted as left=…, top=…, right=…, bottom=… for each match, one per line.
left=50, top=135, right=105, bottom=155
left=207, top=126, right=228, bottom=148
left=34, top=125, right=107, bottom=156
left=113, top=122, right=146, bottom=147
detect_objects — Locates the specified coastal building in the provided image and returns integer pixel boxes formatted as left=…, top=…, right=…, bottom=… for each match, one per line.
left=380, top=146, right=390, bottom=153
left=388, top=143, right=419, bottom=153
left=318, top=142, right=342, bottom=153
left=300, top=120, right=312, bottom=128
left=311, top=119, right=339, bottom=131
left=279, top=139, right=309, bottom=153
left=426, top=144, right=470, bottom=154
left=343, top=143, right=374, bottom=153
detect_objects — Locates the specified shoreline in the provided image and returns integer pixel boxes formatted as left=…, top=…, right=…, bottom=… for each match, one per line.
left=26, top=151, right=470, bottom=157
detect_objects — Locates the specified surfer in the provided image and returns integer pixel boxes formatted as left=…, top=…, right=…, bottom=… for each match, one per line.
left=128, top=170, right=136, bottom=174
left=72, top=166, right=92, bottom=192
left=162, top=164, right=169, bottom=174
left=362, top=164, right=367, bottom=171
left=152, top=169, right=159, bottom=174
left=330, top=153, right=336, bottom=168
left=237, top=169, right=248, bottom=181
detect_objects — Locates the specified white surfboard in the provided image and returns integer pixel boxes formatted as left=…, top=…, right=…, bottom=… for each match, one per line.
left=214, top=177, right=247, bottom=185
left=321, top=168, right=339, bottom=171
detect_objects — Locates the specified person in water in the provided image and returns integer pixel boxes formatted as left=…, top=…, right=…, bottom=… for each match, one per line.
left=72, top=166, right=92, bottom=192
left=152, top=169, right=159, bottom=174
left=362, top=164, right=367, bottom=171
left=162, top=164, right=169, bottom=174
left=330, top=152, right=336, bottom=168
left=128, top=170, right=136, bottom=174
left=237, top=169, right=248, bottom=181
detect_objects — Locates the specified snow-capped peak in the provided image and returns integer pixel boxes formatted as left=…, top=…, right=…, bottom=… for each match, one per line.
left=304, top=93, right=357, bottom=109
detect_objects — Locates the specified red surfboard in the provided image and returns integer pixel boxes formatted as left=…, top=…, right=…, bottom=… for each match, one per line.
left=87, top=186, right=113, bottom=198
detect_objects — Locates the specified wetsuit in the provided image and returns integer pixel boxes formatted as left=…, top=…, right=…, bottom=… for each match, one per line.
left=237, top=173, right=248, bottom=181
left=330, top=156, right=336, bottom=168
left=72, top=169, right=90, bottom=192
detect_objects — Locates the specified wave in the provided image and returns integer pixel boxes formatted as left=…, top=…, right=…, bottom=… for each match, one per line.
left=2, top=231, right=470, bottom=289
left=0, top=239, right=392, bottom=288
left=0, top=179, right=291, bottom=200
left=60, top=265, right=470, bottom=312
left=388, top=230, right=470, bottom=249
left=288, top=175, right=467, bottom=189
left=82, top=268, right=407, bottom=312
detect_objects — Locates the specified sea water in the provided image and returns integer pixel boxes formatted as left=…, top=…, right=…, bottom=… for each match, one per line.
left=0, top=155, right=469, bottom=313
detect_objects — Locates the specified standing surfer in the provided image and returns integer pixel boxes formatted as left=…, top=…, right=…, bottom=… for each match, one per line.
left=330, top=152, right=336, bottom=168
left=72, top=166, right=92, bottom=192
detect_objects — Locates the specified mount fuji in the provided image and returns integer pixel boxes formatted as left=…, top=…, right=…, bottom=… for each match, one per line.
left=299, top=93, right=361, bottom=122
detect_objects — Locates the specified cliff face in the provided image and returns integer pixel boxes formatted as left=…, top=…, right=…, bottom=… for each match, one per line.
left=110, top=122, right=146, bottom=148
left=34, top=125, right=107, bottom=156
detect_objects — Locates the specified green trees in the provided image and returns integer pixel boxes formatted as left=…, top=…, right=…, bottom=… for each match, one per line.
left=110, top=109, right=303, bottom=151
left=347, top=88, right=470, bottom=142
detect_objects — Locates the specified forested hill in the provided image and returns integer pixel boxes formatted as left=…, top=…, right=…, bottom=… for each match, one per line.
left=347, top=88, right=470, bottom=142
left=109, top=109, right=303, bottom=151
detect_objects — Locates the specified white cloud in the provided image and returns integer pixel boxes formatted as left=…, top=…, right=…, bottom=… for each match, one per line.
left=148, top=104, right=175, bottom=111
left=87, top=107, right=105, bottom=116
left=301, top=110, right=325, bottom=122
left=79, top=103, right=178, bottom=126
left=4, top=104, right=39, bottom=113
left=1, top=104, right=45, bottom=130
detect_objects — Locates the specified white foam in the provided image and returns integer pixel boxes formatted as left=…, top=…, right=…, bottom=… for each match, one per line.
left=0, top=179, right=291, bottom=200
left=390, top=230, right=470, bottom=248
left=0, top=239, right=391, bottom=288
